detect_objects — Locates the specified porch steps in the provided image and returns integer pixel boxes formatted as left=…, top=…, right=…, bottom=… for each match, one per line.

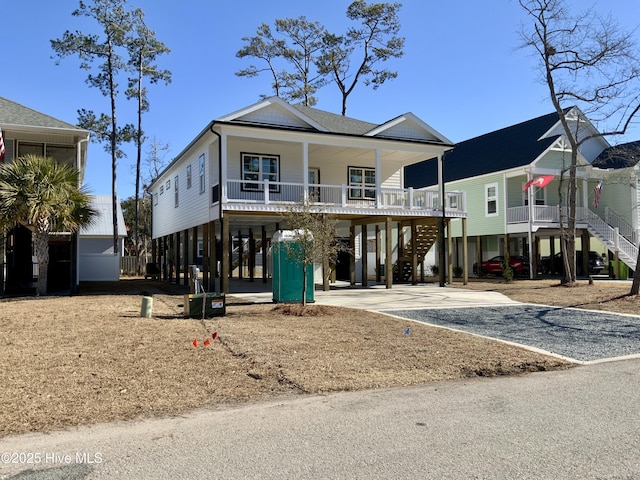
left=393, top=224, right=439, bottom=282
left=585, top=210, right=637, bottom=270
left=232, top=239, right=263, bottom=271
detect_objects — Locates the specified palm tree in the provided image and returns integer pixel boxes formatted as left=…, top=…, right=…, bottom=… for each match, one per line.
left=0, top=154, right=97, bottom=295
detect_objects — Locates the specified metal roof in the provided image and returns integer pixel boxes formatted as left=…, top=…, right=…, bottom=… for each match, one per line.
left=80, top=195, right=127, bottom=237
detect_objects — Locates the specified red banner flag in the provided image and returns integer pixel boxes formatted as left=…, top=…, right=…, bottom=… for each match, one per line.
left=523, top=175, right=554, bottom=192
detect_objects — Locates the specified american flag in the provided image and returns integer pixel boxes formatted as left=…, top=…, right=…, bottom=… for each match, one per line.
left=0, top=128, right=5, bottom=162
left=593, top=180, right=603, bottom=208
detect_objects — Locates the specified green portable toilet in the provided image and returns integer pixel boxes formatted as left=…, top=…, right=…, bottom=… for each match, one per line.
left=271, top=230, right=315, bottom=303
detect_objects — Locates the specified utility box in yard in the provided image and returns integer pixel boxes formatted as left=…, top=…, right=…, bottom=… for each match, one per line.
left=184, top=293, right=225, bottom=318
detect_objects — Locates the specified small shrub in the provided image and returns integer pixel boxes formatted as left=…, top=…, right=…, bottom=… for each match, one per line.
left=430, top=265, right=439, bottom=276
left=453, top=266, right=463, bottom=278
left=502, top=257, right=514, bottom=283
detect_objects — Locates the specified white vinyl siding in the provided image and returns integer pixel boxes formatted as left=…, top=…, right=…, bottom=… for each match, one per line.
left=152, top=148, right=211, bottom=238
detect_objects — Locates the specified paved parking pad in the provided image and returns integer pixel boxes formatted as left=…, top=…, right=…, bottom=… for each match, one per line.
left=385, top=305, right=640, bottom=362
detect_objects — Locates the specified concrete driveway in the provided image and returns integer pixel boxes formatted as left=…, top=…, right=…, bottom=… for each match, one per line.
left=232, top=282, right=520, bottom=310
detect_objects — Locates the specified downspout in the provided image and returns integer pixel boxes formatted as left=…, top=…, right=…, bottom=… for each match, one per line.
left=209, top=122, right=224, bottom=293
left=75, top=136, right=89, bottom=294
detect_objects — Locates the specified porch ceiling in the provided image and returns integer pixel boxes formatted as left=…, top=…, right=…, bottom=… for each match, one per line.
left=232, top=136, right=438, bottom=165
left=222, top=211, right=452, bottom=233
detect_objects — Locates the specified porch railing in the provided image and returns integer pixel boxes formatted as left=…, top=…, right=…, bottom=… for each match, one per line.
left=224, top=179, right=465, bottom=214
left=605, top=207, right=638, bottom=244
left=507, top=204, right=638, bottom=267
left=507, top=205, right=593, bottom=224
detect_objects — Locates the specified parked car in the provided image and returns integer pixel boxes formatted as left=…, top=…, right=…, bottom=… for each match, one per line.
left=540, top=251, right=605, bottom=276
left=473, top=256, right=530, bottom=276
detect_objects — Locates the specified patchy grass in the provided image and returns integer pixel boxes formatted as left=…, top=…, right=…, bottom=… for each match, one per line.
left=5, top=277, right=632, bottom=438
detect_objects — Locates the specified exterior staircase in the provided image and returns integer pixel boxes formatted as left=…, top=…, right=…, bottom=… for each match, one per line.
left=232, top=238, right=263, bottom=271
left=584, top=209, right=637, bottom=270
left=393, top=223, right=439, bottom=282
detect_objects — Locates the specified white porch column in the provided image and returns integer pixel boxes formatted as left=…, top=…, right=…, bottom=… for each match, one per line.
left=302, top=142, right=309, bottom=201
left=221, top=132, right=228, bottom=203
left=375, top=148, right=382, bottom=208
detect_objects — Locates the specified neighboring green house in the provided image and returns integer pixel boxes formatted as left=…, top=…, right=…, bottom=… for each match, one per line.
left=406, top=107, right=638, bottom=278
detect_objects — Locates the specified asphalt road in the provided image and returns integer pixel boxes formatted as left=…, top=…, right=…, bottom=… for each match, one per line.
left=1, top=358, right=639, bottom=480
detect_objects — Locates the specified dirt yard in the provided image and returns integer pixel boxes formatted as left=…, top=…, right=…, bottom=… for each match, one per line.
left=0, top=277, right=637, bottom=438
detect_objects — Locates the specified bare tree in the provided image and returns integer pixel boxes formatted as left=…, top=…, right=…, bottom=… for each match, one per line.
left=142, top=137, right=171, bottom=186
left=519, top=0, right=640, bottom=284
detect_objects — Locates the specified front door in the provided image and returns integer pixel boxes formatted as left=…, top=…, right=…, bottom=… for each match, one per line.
left=308, top=167, right=320, bottom=201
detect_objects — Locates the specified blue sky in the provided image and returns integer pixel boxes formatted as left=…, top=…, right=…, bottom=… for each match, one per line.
left=2, top=0, right=639, bottom=199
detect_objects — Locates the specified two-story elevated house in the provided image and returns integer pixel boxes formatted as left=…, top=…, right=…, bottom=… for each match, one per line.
left=406, top=107, right=638, bottom=279
left=148, top=96, right=467, bottom=293
left=0, top=96, right=89, bottom=295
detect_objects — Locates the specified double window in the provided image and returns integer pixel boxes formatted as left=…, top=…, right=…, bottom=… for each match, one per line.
left=348, top=167, right=375, bottom=200
left=241, top=153, right=279, bottom=191
left=485, top=183, right=498, bottom=216
left=17, top=142, right=75, bottom=165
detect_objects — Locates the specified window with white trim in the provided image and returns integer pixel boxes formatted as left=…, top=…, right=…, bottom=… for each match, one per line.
left=485, top=183, right=498, bottom=216
left=174, top=175, right=179, bottom=207
left=186, top=164, right=192, bottom=189
left=523, top=184, right=545, bottom=206
left=348, top=167, right=375, bottom=200
left=199, top=154, right=206, bottom=194
left=241, top=153, right=279, bottom=191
